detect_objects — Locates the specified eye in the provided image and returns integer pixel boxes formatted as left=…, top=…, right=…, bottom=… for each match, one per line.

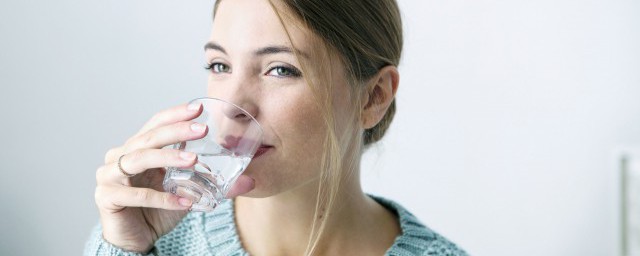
left=205, top=62, right=230, bottom=73
left=266, top=65, right=302, bottom=78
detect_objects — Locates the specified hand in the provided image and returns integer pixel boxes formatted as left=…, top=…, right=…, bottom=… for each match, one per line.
left=93, top=103, right=254, bottom=252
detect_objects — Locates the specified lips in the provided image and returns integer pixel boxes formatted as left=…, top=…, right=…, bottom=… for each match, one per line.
left=221, top=135, right=272, bottom=158
left=253, top=145, right=273, bottom=159
left=222, top=135, right=241, bottom=149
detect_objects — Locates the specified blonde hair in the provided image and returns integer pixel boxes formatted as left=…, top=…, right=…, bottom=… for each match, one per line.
left=213, top=0, right=403, bottom=254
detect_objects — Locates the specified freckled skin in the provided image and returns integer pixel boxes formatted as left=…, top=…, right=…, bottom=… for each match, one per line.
left=205, top=0, right=352, bottom=198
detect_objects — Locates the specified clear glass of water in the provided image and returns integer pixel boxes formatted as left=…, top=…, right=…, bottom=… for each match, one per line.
left=163, top=97, right=263, bottom=212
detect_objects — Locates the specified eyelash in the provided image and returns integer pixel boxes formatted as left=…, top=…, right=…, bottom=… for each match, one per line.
left=204, top=62, right=302, bottom=78
left=266, top=65, right=302, bottom=78
left=204, top=63, right=229, bottom=73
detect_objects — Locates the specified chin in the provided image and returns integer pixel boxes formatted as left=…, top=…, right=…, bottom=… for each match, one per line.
left=236, top=175, right=296, bottom=199
left=237, top=191, right=271, bottom=199
left=237, top=184, right=283, bottom=198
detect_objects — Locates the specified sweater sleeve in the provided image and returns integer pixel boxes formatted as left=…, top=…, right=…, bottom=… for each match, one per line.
left=83, top=224, right=158, bottom=256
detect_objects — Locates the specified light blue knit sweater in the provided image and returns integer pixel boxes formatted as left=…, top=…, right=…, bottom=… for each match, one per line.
left=84, top=196, right=467, bottom=255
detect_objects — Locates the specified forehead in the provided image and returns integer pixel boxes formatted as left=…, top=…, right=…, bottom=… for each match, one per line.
left=211, top=0, right=313, bottom=54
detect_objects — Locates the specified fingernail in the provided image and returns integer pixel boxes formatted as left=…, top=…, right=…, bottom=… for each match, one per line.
left=178, top=197, right=192, bottom=207
left=179, top=151, right=196, bottom=161
left=190, top=123, right=206, bottom=132
left=187, top=103, right=201, bottom=111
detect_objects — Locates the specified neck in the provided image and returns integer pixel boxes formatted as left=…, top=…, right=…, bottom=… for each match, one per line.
left=234, top=167, right=400, bottom=256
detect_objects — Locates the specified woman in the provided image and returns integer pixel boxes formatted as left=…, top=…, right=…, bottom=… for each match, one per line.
left=85, top=0, right=467, bottom=255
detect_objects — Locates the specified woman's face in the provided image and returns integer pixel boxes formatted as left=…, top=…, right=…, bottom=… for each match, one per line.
left=206, top=0, right=353, bottom=197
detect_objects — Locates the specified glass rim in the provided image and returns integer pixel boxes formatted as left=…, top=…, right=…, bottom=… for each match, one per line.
left=188, top=97, right=264, bottom=136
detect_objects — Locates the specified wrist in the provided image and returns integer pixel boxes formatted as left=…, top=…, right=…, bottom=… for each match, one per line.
left=101, top=233, right=155, bottom=254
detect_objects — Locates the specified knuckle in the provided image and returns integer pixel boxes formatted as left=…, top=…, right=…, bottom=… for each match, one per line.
left=165, top=149, right=180, bottom=162
left=149, top=112, right=168, bottom=127
left=135, top=188, right=151, bottom=202
left=162, top=193, right=172, bottom=207
left=105, top=148, right=118, bottom=164
left=94, top=187, right=101, bottom=201
left=141, top=131, right=156, bottom=147
left=128, top=149, right=146, bottom=163
left=95, top=165, right=105, bottom=182
left=125, top=136, right=134, bottom=146
left=150, top=112, right=162, bottom=124
left=94, top=186, right=107, bottom=206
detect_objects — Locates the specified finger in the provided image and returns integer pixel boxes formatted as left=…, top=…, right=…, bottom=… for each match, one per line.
left=225, top=175, right=255, bottom=198
left=96, top=185, right=192, bottom=211
left=106, top=121, right=206, bottom=165
left=104, top=146, right=124, bottom=165
left=103, top=103, right=202, bottom=165
left=98, top=149, right=197, bottom=185
left=126, top=121, right=208, bottom=153
left=135, top=103, right=202, bottom=138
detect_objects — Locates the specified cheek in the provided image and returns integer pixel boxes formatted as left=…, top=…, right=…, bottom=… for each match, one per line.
left=272, top=91, right=327, bottom=168
left=327, top=78, right=359, bottom=137
left=272, top=93, right=326, bottom=154
left=243, top=89, right=327, bottom=195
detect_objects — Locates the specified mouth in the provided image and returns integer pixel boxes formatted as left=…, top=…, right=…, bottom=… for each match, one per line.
left=253, top=145, right=273, bottom=159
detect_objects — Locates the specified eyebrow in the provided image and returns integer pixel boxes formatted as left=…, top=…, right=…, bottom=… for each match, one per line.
left=204, top=42, right=227, bottom=54
left=204, top=42, right=309, bottom=59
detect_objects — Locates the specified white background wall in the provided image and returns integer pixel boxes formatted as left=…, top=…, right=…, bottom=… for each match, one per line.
left=0, top=0, right=638, bottom=255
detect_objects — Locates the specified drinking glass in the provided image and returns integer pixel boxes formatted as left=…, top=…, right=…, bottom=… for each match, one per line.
left=163, top=97, right=263, bottom=212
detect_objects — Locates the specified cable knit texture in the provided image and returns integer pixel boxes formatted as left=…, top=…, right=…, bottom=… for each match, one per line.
left=84, top=195, right=468, bottom=256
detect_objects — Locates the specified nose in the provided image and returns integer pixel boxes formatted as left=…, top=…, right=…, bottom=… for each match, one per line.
left=222, top=102, right=256, bottom=121
left=208, top=69, right=260, bottom=120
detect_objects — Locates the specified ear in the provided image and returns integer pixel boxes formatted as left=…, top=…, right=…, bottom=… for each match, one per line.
left=361, top=65, right=399, bottom=129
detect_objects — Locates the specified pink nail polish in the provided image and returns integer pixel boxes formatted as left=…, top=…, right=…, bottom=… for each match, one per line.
left=179, top=151, right=196, bottom=160
left=187, top=103, right=201, bottom=111
left=178, top=197, right=192, bottom=207
left=190, top=123, right=206, bottom=132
